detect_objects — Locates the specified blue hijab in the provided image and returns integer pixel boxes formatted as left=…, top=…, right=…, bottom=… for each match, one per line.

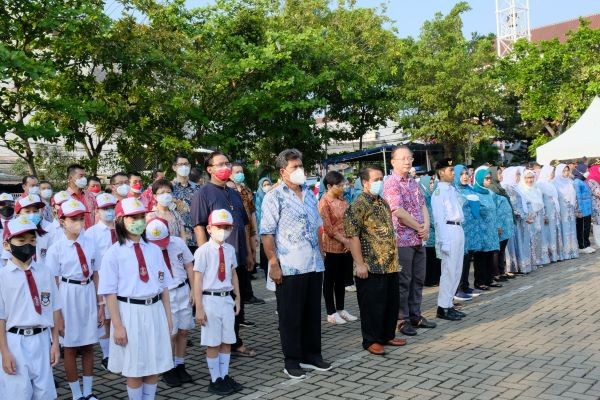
left=255, top=177, right=272, bottom=227
left=473, top=167, right=490, bottom=194
left=419, top=175, right=437, bottom=200
left=454, top=164, right=480, bottom=218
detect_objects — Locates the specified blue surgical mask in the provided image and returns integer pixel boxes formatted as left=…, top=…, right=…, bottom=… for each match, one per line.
left=25, top=213, right=42, bottom=226
left=100, top=208, right=115, bottom=222
left=370, top=181, right=383, bottom=197
left=232, top=172, right=245, bottom=184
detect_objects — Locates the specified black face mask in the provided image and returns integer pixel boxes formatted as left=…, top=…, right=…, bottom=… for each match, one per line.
left=10, top=243, right=36, bottom=263
left=0, top=207, right=14, bottom=219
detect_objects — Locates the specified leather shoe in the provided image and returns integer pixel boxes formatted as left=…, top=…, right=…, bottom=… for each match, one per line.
left=436, top=306, right=462, bottom=321
left=412, top=317, right=437, bottom=329
left=452, top=308, right=466, bottom=318
left=474, top=284, right=489, bottom=291
left=398, top=321, right=417, bottom=336
left=386, top=338, right=407, bottom=346
left=488, top=282, right=503, bottom=288
left=366, top=343, right=385, bottom=355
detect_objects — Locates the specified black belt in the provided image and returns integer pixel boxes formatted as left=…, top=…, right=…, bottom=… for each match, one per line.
left=117, top=295, right=160, bottom=305
left=8, top=327, right=47, bottom=336
left=202, top=290, right=232, bottom=297
left=62, top=277, right=92, bottom=285
left=176, top=279, right=190, bottom=289
left=446, top=221, right=461, bottom=226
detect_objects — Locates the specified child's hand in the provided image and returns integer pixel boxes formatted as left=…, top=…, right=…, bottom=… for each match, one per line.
left=2, top=351, right=17, bottom=375
left=97, top=306, right=105, bottom=328
left=50, top=342, right=61, bottom=367
left=113, top=325, right=128, bottom=346
left=188, top=291, right=195, bottom=306
left=196, top=308, right=207, bottom=326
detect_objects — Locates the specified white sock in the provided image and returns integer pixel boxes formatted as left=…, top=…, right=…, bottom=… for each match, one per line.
left=219, top=353, right=230, bottom=378
left=141, top=383, right=157, bottom=400
left=207, top=356, right=220, bottom=382
left=127, top=385, right=143, bottom=400
left=69, top=380, right=82, bottom=400
left=99, top=338, right=110, bottom=358
left=174, top=357, right=184, bottom=366
left=82, top=375, right=93, bottom=396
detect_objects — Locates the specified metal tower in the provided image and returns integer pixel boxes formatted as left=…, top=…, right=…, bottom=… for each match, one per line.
left=495, top=0, right=531, bottom=57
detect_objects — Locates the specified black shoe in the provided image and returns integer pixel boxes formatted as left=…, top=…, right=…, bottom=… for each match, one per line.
left=283, top=367, right=306, bottom=379
left=101, top=357, right=108, bottom=371
left=488, top=282, right=503, bottom=288
left=244, top=296, right=266, bottom=305
left=496, top=275, right=508, bottom=282
left=175, top=363, right=193, bottom=384
left=411, top=317, right=437, bottom=329
left=437, top=306, right=462, bottom=321
left=208, top=377, right=234, bottom=395
left=299, top=359, right=332, bottom=371
left=239, top=320, right=256, bottom=328
left=399, top=321, right=417, bottom=336
left=452, top=308, right=466, bottom=318
left=223, top=375, right=243, bottom=392
left=162, top=367, right=182, bottom=387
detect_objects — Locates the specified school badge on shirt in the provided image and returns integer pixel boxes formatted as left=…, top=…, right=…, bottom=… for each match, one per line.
left=177, top=253, right=184, bottom=264
left=158, top=271, right=165, bottom=283
left=41, top=292, right=50, bottom=307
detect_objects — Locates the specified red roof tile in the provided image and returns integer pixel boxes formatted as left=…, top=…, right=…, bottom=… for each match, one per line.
left=531, top=13, right=600, bottom=43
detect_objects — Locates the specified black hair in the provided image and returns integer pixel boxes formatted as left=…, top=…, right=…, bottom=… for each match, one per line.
left=390, top=145, right=412, bottom=159
left=88, top=176, right=101, bottom=184
left=21, top=175, right=38, bottom=185
left=151, top=170, right=163, bottom=180
left=109, top=172, right=127, bottom=185
left=115, top=216, right=147, bottom=245
left=359, top=165, right=384, bottom=184
left=172, top=153, right=189, bottom=165
left=204, top=151, right=227, bottom=171
left=189, top=167, right=202, bottom=183
left=151, top=178, right=173, bottom=194
left=231, top=161, right=243, bottom=168
left=466, top=165, right=474, bottom=169
left=127, top=171, right=142, bottom=179
left=66, top=164, right=85, bottom=178
left=39, top=180, right=51, bottom=186
left=323, top=171, right=344, bottom=188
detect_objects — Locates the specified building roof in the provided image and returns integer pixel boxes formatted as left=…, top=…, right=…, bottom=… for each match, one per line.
left=531, top=13, right=600, bottom=43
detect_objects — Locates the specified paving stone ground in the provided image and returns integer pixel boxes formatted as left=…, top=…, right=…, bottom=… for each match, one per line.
left=55, top=251, right=600, bottom=399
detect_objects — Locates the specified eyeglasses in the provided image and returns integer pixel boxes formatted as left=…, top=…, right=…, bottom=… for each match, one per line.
left=175, top=162, right=190, bottom=167
left=392, top=157, right=414, bottom=162
left=210, top=162, right=232, bottom=168
left=484, top=177, right=492, bottom=180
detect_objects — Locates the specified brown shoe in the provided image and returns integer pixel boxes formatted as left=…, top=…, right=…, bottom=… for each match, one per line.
left=366, top=343, right=385, bottom=355
left=386, top=338, right=407, bottom=346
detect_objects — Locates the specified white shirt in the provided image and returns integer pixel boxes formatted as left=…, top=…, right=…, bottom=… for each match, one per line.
left=84, top=222, right=115, bottom=268
left=46, top=234, right=98, bottom=280
left=163, top=236, right=194, bottom=289
left=431, top=182, right=465, bottom=250
left=44, top=219, right=65, bottom=247
left=193, top=239, right=237, bottom=292
left=0, top=259, right=61, bottom=329
left=98, top=239, right=172, bottom=298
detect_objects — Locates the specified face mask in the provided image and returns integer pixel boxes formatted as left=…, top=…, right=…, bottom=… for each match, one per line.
left=177, top=165, right=190, bottom=177
left=75, top=177, right=88, bottom=189
left=369, top=181, right=383, bottom=197
left=64, top=219, right=83, bottom=236
left=214, top=167, right=232, bottom=182
left=263, top=185, right=272, bottom=193
left=0, top=207, right=14, bottom=219
left=156, top=193, right=173, bottom=207
left=210, top=227, right=232, bottom=243
left=28, top=186, right=40, bottom=195
left=232, top=172, right=245, bottom=184
left=40, top=189, right=53, bottom=200
left=584, top=171, right=590, bottom=179
left=289, top=168, right=306, bottom=185
left=125, top=219, right=147, bottom=236
left=25, top=213, right=42, bottom=226
left=116, top=184, right=130, bottom=197
left=100, top=208, right=115, bottom=222
left=10, top=243, right=36, bottom=263
left=131, top=183, right=142, bottom=194
left=89, top=186, right=101, bottom=194
left=330, top=186, right=343, bottom=198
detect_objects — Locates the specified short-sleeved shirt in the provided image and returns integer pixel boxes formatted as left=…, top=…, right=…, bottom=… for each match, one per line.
left=190, top=182, right=249, bottom=265
left=0, top=260, right=62, bottom=329
left=193, top=240, right=237, bottom=291
left=318, top=195, right=350, bottom=254
left=84, top=222, right=115, bottom=268
left=260, top=182, right=324, bottom=276
left=98, top=240, right=173, bottom=298
left=67, top=188, right=97, bottom=229
left=383, top=173, right=426, bottom=247
left=172, top=180, right=200, bottom=247
left=147, top=208, right=185, bottom=239
left=46, top=234, right=98, bottom=279
left=236, top=184, right=257, bottom=236
left=343, top=192, right=399, bottom=274
left=164, top=236, right=194, bottom=289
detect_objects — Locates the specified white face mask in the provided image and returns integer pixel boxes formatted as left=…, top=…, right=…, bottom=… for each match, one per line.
left=289, top=168, right=306, bottom=185
left=156, top=193, right=173, bottom=207
left=75, top=177, right=88, bottom=189
left=116, top=184, right=130, bottom=197
left=40, top=188, right=53, bottom=200
left=210, top=227, right=232, bottom=243
left=28, top=186, right=40, bottom=195
left=177, top=165, right=190, bottom=177
left=263, top=185, right=272, bottom=193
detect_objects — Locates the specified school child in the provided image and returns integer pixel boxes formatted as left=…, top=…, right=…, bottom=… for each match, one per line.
left=14, top=195, right=50, bottom=266
left=98, top=197, right=174, bottom=400
left=46, top=199, right=102, bottom=400
left=84, top=193, right=118, bottom=370
left=0, top=216, right=62, bottom=399
left=193, top=209, right=243, bottom=396
left=46, top=191, right=72, bottom=244
left=0, top=193, right=15, bottom=266
left=145, top=218, right=195, bottom=387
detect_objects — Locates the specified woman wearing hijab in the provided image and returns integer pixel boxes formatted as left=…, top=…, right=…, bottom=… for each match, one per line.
left=519, top=169, right=547, bottom=267
left=486, top=166, right=515, bottom=279
left=501, top=167, right=532, bottom=274
left=472, top=167, right=501, bottom=290
left=419, top=175, right=441, bottom=287
left=553, top=164, right=580, bottom=259
left=587, top=160, right=600, bottom=247
left=537, top=165, right=563, bottom=262
left=255, top=177, right=273, bottom=278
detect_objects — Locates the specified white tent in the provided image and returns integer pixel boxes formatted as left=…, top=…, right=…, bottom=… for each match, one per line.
left=536, top=96, right=600, bottom=165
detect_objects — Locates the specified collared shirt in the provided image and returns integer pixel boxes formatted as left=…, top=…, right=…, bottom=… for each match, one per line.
left=67, top=187, right=97, bottom=229
left=236, top=184, right=257, bottom=236
left=172, top=180, right=200, bottom=247
left=383, top=172, right=426, bottom=247
left=98, top=239, right=173, bottom=298
left=41, top=201, right=53, bottom=222
left=318, top=195, right=349, bottom=254
left=574, top=179, right=592, bottom=217
left=46, top=234, right=98, bottom=280
left=0, top=260, right=61, bottom=329
left=193, top=239, right=237, bottom=291
left=147, top=208, right=185, bottom=238
left=343, top=192, right=399, bottom=274
left=164, top=236, right=194, bottom=289
left=431, top=182, right=464, bottom=251
left=84, top=221, right=114, bottom=267
left=260, top=182, right=324, bottom=276
left=35, top=219, right=53, bottom=266
left=45, top=218, right=65, bottom=245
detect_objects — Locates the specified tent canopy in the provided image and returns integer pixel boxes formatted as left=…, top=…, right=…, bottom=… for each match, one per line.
left=536, top=96, right=600, bottom=165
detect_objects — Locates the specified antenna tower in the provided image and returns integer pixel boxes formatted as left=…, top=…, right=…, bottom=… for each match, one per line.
left=495, top=0, right=531, bottom=57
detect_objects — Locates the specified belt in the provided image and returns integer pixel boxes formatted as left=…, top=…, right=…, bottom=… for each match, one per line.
left=446, top=221, right=461, bottom=226
left=176, top=279, right=190, bottom=289
left=202, top=290, right=232, bottom=297
left=62, top=277, right=92, bottom=285
left=117, top=295, right=160, bottom=305
left=8, top=327, right=47, bottom=336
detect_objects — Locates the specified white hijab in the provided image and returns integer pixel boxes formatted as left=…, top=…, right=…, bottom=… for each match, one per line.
left=553, top=164, right=577, bottom=207
left=501, top=166, right=529, bottom=212
left=519, top=169, right=544, bottom=212
left=537, top=165, right=560, bottom=210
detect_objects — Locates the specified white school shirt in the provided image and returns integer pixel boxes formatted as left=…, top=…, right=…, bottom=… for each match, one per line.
left=34, top=219, right=55, bottom=267
left=193, top=239, right=237, bottom=292
left=98, top=239, right=173, bottom=298
left=46, top=234, right=98, bottom=280
left=84, top=222, right=115, bottom=268
left=431, top=182, right=465, bottom=252
left=45, top=219, right=65, bottom=246
left=0, top=218, right=12, bottom=266
left=0, top=259, right=61, bottom=329
left=163, top=236, right=194, bottom=289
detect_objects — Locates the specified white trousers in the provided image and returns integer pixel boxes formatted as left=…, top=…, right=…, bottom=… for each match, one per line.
left=593, top=224, right=600, bottom=248
left=437, top=225, right=465, bottom=309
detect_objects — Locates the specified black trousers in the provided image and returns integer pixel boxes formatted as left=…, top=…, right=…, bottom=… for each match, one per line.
left=576, top=215, right=592, bottom=249
left=494, top=239, right=509, bottom=276
left=474, top=251, right=494, bottom=286
left=323, top=252, right=352, bottom=315
left=397, top=246, right=426, bottom=322
left=424, top=246, right=441, bottom=286
left=275, top=272, right=323, bottom=369
left=232, top=265, right=247, bottom=350
left=356, top=272, right=399, bottom=349
left=460, top=251, right=473, bottom=292
left=237, top=261, right=255, bottom=299
left=259, top=243, right=268, bottom=281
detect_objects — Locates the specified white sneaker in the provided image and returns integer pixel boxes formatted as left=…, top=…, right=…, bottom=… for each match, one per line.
left=327, top=313, right=347, bottom=324
left=345, top=285, right=356, bottom=292
left=587, top=247, right=597, bottom=253
left=338, top=310, right=358, bottom=322
left=581, top=247, right=594, bottom=254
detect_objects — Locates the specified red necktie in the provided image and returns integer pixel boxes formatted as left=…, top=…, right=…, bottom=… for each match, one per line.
left=218, top=245, right=226, bottom=282
left=133, top=243, right=149, bottom=282
left=162, top=249, right=173, bottom=277
left=110, top=229, right=116, bottom=244
left=25, top=269, right=42, bottom=314
left=73, top=242, right=89, bottom=278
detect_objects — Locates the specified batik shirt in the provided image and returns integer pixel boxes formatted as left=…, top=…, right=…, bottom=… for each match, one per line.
left=172, top=180, right=200, bottom=246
